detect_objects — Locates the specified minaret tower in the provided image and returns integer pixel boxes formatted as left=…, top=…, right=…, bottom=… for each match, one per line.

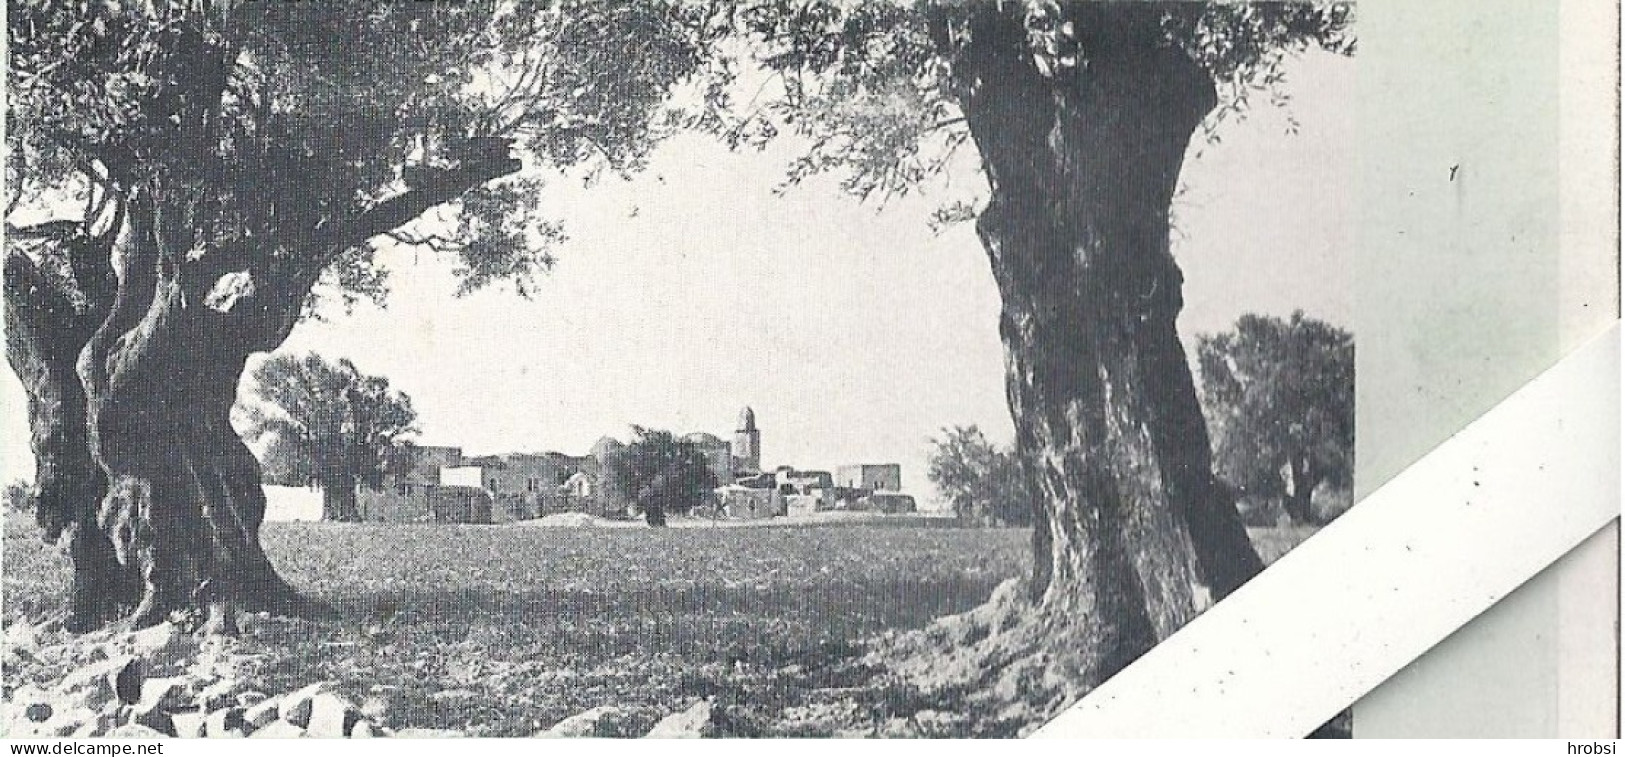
left=734, top=406, right=761, bottom=475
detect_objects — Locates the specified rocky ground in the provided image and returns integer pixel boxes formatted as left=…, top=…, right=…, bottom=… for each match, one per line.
left=0, top=618, right=754, bottom=738
left=0, top=608, right=1021, bottom=739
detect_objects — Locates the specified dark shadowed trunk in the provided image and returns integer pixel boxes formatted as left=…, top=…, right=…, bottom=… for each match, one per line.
left=1283, top=458, right=1319, bottom=525
left=321, top=477, right=361, bottom=522
left=941, top=3, right=1266, bottom=688
left=5, top=195, right=323, bottom=631
left=4, top=140, right=518, bottom=631
left=4, top=227, right=138, bottom=630
left=69, top=191, right=329, bottom=630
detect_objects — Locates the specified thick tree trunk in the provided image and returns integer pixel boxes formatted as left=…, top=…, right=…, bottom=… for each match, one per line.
left=78, top=296, right=323, bottom=627
left=6, top=121, right=517, bottom=632
left=75, top=209, right=329, bottom=628
left=321, top=478, right=361, bottom=522
left=4, top=233, right=138, bottom=630
left=5, top=202, right=328, bottom=631
left=881, top=4, right=1268, bottom=705
left=1283, top=459, right=1319, bottom=525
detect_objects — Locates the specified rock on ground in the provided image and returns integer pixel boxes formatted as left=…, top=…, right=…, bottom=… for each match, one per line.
left=644, top=699, right=716, bottom=738
left=537, top=705, right=641, bottom=738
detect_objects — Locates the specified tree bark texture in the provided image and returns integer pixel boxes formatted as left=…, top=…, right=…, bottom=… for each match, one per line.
left=321, top=477, right=361, bottom=523
left=4, top=227, right=136, bottom=629
left=49, top=190, right=327, bottom=629
left=947, top=3, right=1266, bottom=687
left=1284, top=458, right=1319, bottom=525
left=4, top=137, right=517, bottom=630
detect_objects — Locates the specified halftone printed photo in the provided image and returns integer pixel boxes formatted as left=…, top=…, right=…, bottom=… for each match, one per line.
left=0, top=0, right=1607, bottom=742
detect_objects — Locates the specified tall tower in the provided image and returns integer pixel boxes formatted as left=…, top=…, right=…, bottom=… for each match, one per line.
left=734, top=406, right=761, bottom=476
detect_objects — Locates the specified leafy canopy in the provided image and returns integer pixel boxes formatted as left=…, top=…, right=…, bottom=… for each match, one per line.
left=699, top=1, right=1353, bottom=208
left=927, top=425, right=1032, bottom=526
left=7, top=1, right=1354, bottom=312
left=601, top=426, right=718, bottom=526
left=1197, top=311, right=1354, bottom=502
left=6, top=0, right=713, bottom=310
left=236, top=352, right=418, bottom=492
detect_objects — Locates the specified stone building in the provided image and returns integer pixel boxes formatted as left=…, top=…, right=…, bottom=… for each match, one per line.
left=835, top=464, right=903, bottom=493
left=733, top=406, right=761, bottom=477
left=358, top=445, right=464, bottom=523
left=716, top=484, right=780, bottom=519
left=341, top=407, right=919, bottom=524
left=444, top=452, right=578, bottom=521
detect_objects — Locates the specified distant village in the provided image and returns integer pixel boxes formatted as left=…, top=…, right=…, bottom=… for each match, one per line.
left=311, top=407, right=917, bottom=524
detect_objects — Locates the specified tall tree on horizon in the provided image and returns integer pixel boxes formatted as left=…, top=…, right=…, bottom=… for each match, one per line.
left=927, top=425, right=1032, bottom=527
left=601, top=426, right=718, bottom=527
left=236, top=353, right=419, bottom=523
left=1198, top=311, right=1355, bottom=525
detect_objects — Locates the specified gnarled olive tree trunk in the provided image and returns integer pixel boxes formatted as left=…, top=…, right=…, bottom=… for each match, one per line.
left=4, top=226, right=136, bottom=629
left=6, top=150, right=517, bottom=632
left=6, top=195, right=323, bottom=631
left=931, top=4, right=1266, bottom=692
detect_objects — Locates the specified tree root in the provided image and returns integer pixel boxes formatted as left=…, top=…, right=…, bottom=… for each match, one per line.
left=860, top=578, right=1112, bottom=736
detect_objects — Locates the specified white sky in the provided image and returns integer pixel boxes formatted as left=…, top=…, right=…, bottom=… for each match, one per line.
left=0, top=51, right=1353, bottom=507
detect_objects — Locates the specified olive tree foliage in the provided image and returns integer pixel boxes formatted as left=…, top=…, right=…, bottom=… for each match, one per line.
left=3, top=0, right=718, bottom=630
left=927, top=425, right=1032, bottom=526
left=1198, top=311, right=1353, bottom=525
left=235, top=353, right=419, bottom=522
left=685, top=2, right=1353, bottom=207
left=601, top=426, right=718, bottom=527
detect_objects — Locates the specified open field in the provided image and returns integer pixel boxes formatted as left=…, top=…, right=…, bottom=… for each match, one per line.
left=2, top=512, right=1317, bottom=736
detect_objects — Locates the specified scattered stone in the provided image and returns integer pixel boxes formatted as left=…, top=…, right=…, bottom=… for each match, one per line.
left=428, top=688, right=478, bottom=705
left=242, top=698, right=282, bottom=731
left=910, top=709, right=970, bottom=737
left=57, top=655, right=136, bottom=711
left=248, top=720, right=305, bottom=739
left=22, top=702, right=52, bottom=723
left=877, top=717, right=917, bottom=738
left=6, top=622, right=39, bottom=658
left=644, top=699, right=715, bottom=738
left=112, top=658, right=147, bottom=706
left=11, top=684, right=50, bottom=708
left=129, top=705, right=176, bottom=737
left=540, top=706, right=636, bottom=738
left=137, top=676, right=187, bottom=711
left=196, top=678, right=244, bottom=711
left=237, top=690, right=269, bottom=708
left=350, top=721, right=377, bottom=738
left=278, top=682, right=334, bottom=728
left=69, top=713, right=117, bottom=738
left=107, top=723, right=168, bottom=739
left=359, top=694, right=390, bottom=721
left=391, top=728, right=465, bottom=738
left=304, top=694, right=361, bottom=738
left=204, top=707, right=246, bottom=738
left=170, top=712, right=207, bottom=738
left=42, top=708, right=96, bottom=738
left=126, top=624, right=192, bottom=668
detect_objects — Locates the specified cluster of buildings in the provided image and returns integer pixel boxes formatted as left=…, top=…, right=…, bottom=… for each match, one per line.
left=349, top=407, right=916, bottom=524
